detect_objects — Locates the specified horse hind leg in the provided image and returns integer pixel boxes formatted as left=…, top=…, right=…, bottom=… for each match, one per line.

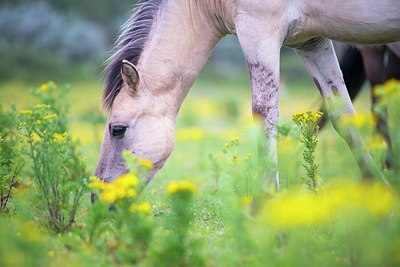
left=318, top=46, right=366, bottom=129
left=296, top=38, right=388, bottom=184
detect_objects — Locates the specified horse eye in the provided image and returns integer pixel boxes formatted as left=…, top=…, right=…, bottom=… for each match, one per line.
left=110, top=125, right=128, bottom=139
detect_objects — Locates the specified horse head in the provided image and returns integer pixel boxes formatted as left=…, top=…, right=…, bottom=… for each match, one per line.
left=95, top=60, right=175, bottom=182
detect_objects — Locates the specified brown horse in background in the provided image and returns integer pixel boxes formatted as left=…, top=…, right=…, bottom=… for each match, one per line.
left=320, top=43, right=400, bottom=168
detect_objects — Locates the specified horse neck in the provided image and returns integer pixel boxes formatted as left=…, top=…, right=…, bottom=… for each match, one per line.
left=137, top=0, right=234, bottom=118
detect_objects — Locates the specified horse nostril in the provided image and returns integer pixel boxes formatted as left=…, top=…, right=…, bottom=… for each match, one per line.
left=110, top=125, right=128, bottom=139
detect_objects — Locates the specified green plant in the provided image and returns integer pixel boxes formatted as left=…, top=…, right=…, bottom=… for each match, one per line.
left=19, top=82, right=86, bottom=233
left=85, top=151, right=154, bottom=265
left=0, top=105, right=24, bottom=212
left=292, top=111, right=323, bottom=192
left=152, top=180, right=204, bottom=267
left=374, top=79, right=400, bottom=187
left=223, top=137, right=258, bottom=197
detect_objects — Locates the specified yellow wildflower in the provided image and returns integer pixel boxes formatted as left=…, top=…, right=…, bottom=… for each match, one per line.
left=365, top=135, right=387, bottom=151
left=43, top=113, right=58, bottom=121
left=167, top=180, right=197, bottom=196
left=87, top=176, right=106, bottom=190
left=264, top=191, right=328, bottom=228
left=292, top=111, right=323, bottom=125
left=129, top=202, right=152, bottom=214
left=41, top=83, right=49, bottom=92
left=35, top=104, right=50, bottom=109
left=53, top=132, right=67, bottom=143
left=36, top=119, right=42, bottom=125
left=31, top=133, right=41, bottom=142
left=89, top=174, right=138, bottom=204
left=230, top=136, right=239, bottom=142
left=19, top=109, right=33, bottom=115
left=241, top=195, right=253, bottom=205
left=374, top=80, right=400, bottom=104
left=377, top=79, right=398, bottom=96
left=340, top=113, right=373, bottom=129
left=261, top=180, right=395, bottom=229
left=99, top=186, right=119, bottom=204
left=114, top=173, right=138, bottom=188
left=137, top=159, right=154, bottom=170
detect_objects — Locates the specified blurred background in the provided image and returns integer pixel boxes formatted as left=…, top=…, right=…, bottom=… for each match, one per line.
left=0, top=0, right=313, bottom=84
left=0, top=0, right=371, bottom=177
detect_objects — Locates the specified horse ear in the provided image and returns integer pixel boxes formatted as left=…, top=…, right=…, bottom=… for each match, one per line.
left=121, top=59, right=140, bottom=91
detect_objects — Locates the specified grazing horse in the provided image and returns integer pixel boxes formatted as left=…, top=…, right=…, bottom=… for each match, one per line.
left=319, top=43, right=400, bottom=167
left=95, top=0, right=400, bottom=189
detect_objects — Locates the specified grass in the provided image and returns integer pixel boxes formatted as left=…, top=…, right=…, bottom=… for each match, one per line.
left=2, top=69, right=392, bottom=266
left=0, top=69, right=372, bottom=179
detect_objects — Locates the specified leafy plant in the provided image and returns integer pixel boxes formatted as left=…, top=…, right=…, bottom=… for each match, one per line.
left=0, top=105, right=24, bottom=212
left=292, top=111, right=323, bottom=192
left=19, top=82, right=86, bottom=233
left=85, top=151, right=154, bottom=265
left=374, top=79, right=400, bottom=187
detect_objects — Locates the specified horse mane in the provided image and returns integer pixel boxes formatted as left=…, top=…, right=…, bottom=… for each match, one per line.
left=103, top=0, right=162, bottom=111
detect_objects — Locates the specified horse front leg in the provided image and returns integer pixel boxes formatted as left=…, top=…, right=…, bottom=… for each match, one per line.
left=236, top=21, right=282, bottom=191
left=296, top=38, right=388, bottom=184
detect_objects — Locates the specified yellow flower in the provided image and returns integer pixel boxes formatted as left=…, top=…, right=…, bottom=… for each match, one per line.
left=53, top=132, right=67, bottom=143
left=292, top=111, right=323, bottom=125
left=230, top=136, right=239, bottom=142
left=36, top=119, right=42, bottom=125
left=129, top=202, right=152, bottom=214
left=365, top=135, right=387, bottom=151
left=167, top=180, right=197, bottom=196
left=19, top=109, right=33, bottom=115
left=99, top=186, right=119, bottom=204
left=89, top=174, right=138, bottom=204
left=87, top=176, right=106, bottom=190
left=115, top=173, right=138, bottom=188
left=137, top=159, right=154, bottom=170
left=241, top=195, right=253, bottom=205
left=263, top=191, right=328, bottom=228
left=260, top=180, right=395, bottom=229
left=31, top=133, right=42, bottom=142
left=374, top=79, right=400, bottom=103
left=35, top=104, right=50, bottom=109
left=340, top=113, right=373, bottom=129
left=41, top=83, right=49, bottom=92
left=43, top=113, right=58, bottom=121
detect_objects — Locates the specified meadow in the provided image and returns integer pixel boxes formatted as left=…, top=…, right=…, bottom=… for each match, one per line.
left=0, top=64, right=399, bottom=267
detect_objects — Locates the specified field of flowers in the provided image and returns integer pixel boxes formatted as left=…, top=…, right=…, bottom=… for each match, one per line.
left=0, top=78, right=399, bottom=267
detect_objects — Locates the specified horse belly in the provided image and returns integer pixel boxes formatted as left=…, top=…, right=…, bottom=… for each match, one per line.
left=311, top=0, right=400, bottom=44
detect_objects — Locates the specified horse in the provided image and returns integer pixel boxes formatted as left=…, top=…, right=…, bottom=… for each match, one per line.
left=95, top=0, right=400, bottom=190
left=319, top=43, right=400, bottom=167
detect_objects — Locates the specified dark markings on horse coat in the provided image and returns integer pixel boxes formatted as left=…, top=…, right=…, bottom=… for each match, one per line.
left=248, top=62, right=279, bottom=133
left=313, top=77, right=323, bottom=94
left=103, top=0, right=162, bottom=110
